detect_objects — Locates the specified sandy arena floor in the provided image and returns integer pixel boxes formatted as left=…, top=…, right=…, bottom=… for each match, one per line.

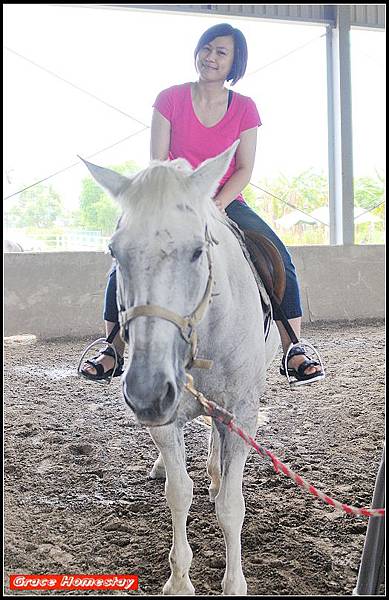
left=4, top=320, right=385, bottom=596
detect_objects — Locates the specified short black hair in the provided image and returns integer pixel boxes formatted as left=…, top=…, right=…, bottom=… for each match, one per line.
left=194, top=23, right=248, bottom=86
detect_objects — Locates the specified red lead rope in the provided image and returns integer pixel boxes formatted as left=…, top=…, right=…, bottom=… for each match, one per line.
left=226, top=418, right=385, bottom=518
left=185, top=376, right=385, bottom=518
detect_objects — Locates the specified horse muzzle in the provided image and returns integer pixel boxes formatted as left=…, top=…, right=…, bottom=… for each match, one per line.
left=122, top=373, right=180, bottom=427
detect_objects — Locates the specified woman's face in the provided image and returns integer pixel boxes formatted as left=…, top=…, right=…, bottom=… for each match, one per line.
left=196, top=35, right=235, bottom=83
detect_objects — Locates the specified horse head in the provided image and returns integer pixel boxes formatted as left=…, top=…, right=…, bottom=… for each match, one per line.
left=80, top=141, right=239, bottom=426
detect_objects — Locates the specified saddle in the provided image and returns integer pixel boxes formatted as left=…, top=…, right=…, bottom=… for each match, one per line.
left=224, top=218, right=286, bottom=337
left=241, top=228, right=286, bottom=306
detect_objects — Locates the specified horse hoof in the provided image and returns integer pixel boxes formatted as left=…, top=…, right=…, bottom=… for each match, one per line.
left=163, top=576, right=195, bottom=595
left=222, top=575, right=247, bottom=596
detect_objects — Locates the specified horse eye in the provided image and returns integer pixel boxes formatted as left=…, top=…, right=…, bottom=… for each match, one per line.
left=108, top=244, right=115, bottom=258
left=191, top=248, right=203, bottom=262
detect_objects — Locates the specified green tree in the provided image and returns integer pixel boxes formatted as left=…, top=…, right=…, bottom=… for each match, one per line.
left=74, top=160, right=140, bottom=235
left=242, top=170, right=329, bottom=228
left=6, top=183, right=64, bottom=228
left=263, top=170, right=328, bottom=213
left=353, top=172, right=385, bottom=244
left=354, top=172, right=385, bottom=215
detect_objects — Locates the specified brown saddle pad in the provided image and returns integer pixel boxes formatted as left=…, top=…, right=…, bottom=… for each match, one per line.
left=241, top=229, right=286, bottom=306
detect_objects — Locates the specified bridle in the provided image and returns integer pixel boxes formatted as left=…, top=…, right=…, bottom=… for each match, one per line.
left=116, top=227, right=217, bottom=370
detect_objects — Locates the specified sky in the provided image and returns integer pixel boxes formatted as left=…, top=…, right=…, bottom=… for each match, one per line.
left=3, top=4, right=386, bottom=210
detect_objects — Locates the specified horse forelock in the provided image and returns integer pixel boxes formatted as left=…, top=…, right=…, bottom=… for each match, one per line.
left=118, top=159, right=220, bottom=228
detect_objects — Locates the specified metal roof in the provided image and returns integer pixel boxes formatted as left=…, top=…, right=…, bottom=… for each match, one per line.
left=116, top=4, right=385, bottom=29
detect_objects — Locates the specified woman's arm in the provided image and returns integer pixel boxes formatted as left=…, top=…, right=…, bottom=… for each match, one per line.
left=213, top=127, right=257, bottom=210
left=150, top=108, right=171, bottom=161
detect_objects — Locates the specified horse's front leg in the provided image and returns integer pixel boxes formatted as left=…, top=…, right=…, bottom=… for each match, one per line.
left=215, top=422, right=254, bottom=596
left=148, top=424, right=195, bottom=596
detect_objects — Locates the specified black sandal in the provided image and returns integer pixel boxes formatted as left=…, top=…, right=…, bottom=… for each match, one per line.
left=280, top=342, right=325, bottom=387
left=81, top=346, right=124, bottom=381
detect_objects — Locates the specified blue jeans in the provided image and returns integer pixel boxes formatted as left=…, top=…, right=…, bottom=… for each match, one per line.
left=103, top=200, right=302, bottom=322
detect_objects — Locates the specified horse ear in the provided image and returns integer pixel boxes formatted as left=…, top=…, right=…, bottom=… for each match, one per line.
left=189, top=140, right=240, bottom=199
left=78, top=156, right=131, bottom=199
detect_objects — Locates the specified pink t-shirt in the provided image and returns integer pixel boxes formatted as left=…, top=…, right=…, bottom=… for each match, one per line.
left=152, top=83, right=261, bottom=202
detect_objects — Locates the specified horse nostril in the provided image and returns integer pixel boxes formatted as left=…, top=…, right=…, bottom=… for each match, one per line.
left=160, top=381, right=176, bottom=413
left=122, top=375, right=178, bottom=424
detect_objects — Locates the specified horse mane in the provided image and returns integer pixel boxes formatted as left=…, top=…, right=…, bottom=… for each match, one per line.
left=119, top=158, right=223, bottom=227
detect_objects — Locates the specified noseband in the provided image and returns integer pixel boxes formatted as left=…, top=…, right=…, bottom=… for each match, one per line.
left=117, top=228, right=217, bottom=370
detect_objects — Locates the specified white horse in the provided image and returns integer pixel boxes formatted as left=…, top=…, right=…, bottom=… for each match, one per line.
left=81, top=142, right=280, bottom=596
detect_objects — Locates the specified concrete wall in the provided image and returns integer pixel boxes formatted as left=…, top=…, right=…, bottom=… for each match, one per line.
left=4, top=245, right=385, bottom=339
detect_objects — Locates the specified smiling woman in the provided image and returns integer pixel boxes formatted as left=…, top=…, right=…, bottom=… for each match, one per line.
left=194, top=23, right=247, bottom=85
left=191, top=25, right=246, bottom=129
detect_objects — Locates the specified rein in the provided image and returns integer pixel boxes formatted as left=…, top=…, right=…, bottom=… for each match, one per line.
left=116, top=228, right=217, bottom=370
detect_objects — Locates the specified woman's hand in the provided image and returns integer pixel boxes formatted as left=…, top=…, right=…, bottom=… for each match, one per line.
left=213, top=198, right=227, bottom=216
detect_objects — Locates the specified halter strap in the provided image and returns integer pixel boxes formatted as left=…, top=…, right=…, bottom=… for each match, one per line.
left=119, top=306, right=191, bottom=340
left=117, top=237, right=215, bottom=369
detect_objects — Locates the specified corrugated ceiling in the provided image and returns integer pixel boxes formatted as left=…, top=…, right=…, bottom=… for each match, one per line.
left=117, top=5, right=385, bottom=29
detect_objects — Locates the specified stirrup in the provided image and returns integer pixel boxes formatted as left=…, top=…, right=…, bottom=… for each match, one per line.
left=77, top=337, right=120, bottom=384
left=281, top=339, right=325, bottom=388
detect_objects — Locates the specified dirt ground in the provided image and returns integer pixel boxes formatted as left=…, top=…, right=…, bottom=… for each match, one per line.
left=4, top=320, right=385, bottom=596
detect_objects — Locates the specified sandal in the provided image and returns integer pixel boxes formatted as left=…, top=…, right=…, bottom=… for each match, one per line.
left=80, top=345, right=124, bottom=382
left=280, top=342, right=325, bottom=387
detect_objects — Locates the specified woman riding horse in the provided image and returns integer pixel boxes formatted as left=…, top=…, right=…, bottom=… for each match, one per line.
left=81, top=23, right=325, bottom=387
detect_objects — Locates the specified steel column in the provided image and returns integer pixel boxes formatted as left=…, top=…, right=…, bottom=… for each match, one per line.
left=326, top=6, right=355, bottom=245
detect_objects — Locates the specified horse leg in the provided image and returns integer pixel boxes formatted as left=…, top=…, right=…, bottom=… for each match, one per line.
left=148, top=424, right=195, bottom=596
left=149, top=452, right=166, bottom=479
left=215, top=426, right=253, bottom=596
left=207, top=421, right=221, bottom=502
